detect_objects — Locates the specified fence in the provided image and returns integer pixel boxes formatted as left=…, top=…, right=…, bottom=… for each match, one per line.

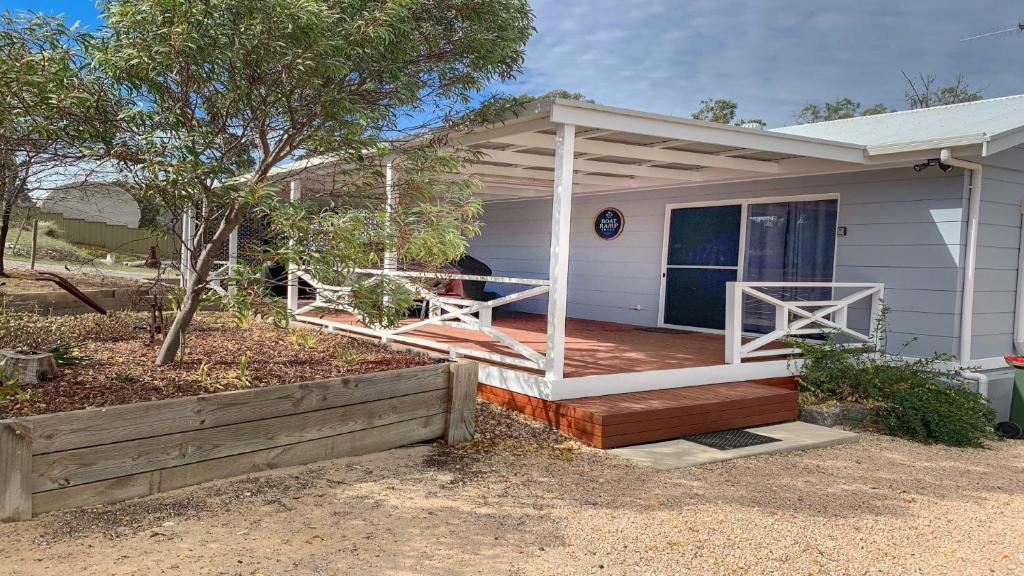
left=36, top=212, right=178, bottom=257
left=0, top=361, right=478, bottom=522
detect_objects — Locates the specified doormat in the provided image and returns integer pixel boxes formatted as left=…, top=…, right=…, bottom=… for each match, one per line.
left=684, top=429, right=782, bottom=451
left=635, top=327, right=699, bottom=335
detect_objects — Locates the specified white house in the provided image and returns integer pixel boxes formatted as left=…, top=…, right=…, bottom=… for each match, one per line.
left=198, top=95, right=1024, bottom=447
left=37, top=181, right=141, bottom=228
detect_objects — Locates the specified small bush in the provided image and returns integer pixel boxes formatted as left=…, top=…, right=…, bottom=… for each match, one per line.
left=792, top=306, right=995, bottom=447
left=876, top=386, right=996, bottom=448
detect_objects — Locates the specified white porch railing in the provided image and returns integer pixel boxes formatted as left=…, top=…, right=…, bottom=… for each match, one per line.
left=292, top=269, right=553, bottom=372
left=724, top=281, right=885, bottom=364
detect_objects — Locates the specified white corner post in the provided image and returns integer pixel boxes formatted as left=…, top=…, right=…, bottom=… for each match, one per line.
left=286, top=179, right=302, bottom=313
left=545, top=123, right=575, bottom=380
left=724, top=281, right=743, bottom=364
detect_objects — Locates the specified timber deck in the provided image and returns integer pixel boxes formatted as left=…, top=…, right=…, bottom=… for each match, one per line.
left=479, top=380, right=799, bottom=449
left=308, top=310, right=784, bottom=377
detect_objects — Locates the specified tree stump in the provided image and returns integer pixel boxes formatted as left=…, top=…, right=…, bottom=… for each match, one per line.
left=0, top=349, right=57, bottom=385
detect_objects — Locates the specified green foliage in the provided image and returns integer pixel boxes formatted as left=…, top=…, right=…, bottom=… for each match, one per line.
left=336, top=346, right=374, bottom=365
left=876, top=386, right=996, bottom=448
left=516, top=89, right=594, bottom=105
left=0, top=10, right=120, bottom=273
left=692, top=99, right=738, bottom=124
left=114, top=370, right=134, bottom=385
left=0, top=367, right=33, bottom=408
left=793, top=307, right=995, bottom=447
left=90, top=0, right=534, bottom=362
left=795, top=97, right=890, bottom=124
left=236, top=353, right=250, bottom=387
left=287, top=328, right=321, bottom=349
left=196, top=361, right=210, bottom=383
left=49, top=342, right=88, bottom=366
left=346, top=275, right=416, bottom=329
left=903, top=72, right=983, bottom=109
left=217, top=265, right=290, bottom=329
left=859, top=103, right=893, bottom=116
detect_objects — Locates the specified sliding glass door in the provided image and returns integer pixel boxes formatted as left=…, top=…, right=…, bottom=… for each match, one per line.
left=661, top=198, right=838, bottom=332
left=742, top=199, right=838, bottom=333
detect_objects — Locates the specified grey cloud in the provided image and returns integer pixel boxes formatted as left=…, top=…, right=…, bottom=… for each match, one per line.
left=501, top=0, right=1024, bottom=126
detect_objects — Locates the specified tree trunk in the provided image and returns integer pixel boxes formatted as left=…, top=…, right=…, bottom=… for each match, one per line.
left=155, top=209, right=240, bottom=365
left=0, top=199, right=11, bottom=277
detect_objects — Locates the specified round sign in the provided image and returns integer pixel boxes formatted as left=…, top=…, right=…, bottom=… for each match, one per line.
left=594, top=207, right=625, bottom=240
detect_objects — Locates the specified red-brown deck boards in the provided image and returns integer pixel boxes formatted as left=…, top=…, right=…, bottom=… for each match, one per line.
left=313, top=310, right=786, bottom=377
left=479, top=382, right=799, bottom=449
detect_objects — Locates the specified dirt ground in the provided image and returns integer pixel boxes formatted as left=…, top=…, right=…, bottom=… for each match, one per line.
left=1, top=403, right=1022, bottom=576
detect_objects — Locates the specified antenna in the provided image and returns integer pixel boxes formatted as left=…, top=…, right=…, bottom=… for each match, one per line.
left=961, top=22, right=1024, bottom=42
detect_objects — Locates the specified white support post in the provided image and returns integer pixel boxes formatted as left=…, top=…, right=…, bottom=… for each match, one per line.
left=287, top=180, right=301, bottom=313
left=381, top=160, right=398, bottom=337
left=227, top=225, right=239, bottom=295
left=383, top=160, right=398, bottom=274
left=724, top=282, right=743, bottom=364
left=179, top=208, right=193, bottom=288
left=868, top=286, right=885, bottom=350
left=545, top=123, right=575, bottom=380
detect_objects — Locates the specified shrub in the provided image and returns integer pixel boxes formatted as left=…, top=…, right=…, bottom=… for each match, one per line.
left=876, top=385, right=996, bottom=448
left=792, top=306, right=995, bottom=447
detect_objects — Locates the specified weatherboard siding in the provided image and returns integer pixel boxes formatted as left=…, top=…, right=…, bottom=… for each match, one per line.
left=468, top=167, right=967, bottom=358
left=972, top=149, right=1024, bottom=360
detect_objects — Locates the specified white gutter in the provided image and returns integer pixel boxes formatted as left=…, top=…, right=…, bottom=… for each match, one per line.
left=940, top=149, right=982, bottom=365
left=940, top=149, right=988, bottom=397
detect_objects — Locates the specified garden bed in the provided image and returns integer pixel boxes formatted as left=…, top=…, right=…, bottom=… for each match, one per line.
left=0, top=310, right=478, bottom=522
left=0, top=312, right=434, bottom=418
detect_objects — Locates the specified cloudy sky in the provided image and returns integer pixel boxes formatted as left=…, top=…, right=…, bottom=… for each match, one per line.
left=504, top=0, right=1024, bottom=126
left=5, top=0, right=1024, bottom=126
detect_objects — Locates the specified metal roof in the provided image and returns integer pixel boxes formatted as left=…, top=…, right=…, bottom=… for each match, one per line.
left=270, top=96, right=1020, bottom=201
left=772, top=94, right=1024, bottom=156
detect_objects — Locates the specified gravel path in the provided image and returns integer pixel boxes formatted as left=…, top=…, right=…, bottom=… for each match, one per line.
left=1, top=402, right=1021, bottom=576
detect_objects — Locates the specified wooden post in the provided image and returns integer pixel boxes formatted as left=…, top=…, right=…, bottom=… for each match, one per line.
left=287, top=180, right=301, bottom=313
left=29, top=219, right=38, bottom=270
left=0, top=421, right=32, bottom=522
left=444, top=361, right=478, bottom=445
left=545, top=123, right=575, bottom=380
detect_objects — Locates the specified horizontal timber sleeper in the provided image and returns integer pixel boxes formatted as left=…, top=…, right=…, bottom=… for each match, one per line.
left=0, top=360, right=478, bottom=522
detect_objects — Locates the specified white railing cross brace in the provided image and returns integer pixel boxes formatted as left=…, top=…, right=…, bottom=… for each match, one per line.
left=725, top=281, right=884, bottom=364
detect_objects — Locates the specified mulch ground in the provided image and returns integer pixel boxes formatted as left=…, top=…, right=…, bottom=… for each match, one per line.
left=0, top=313, right=434, bottom=418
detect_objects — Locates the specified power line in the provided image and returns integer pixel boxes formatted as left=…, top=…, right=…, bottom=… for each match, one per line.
left=961, top=22, right=1024, bottom=42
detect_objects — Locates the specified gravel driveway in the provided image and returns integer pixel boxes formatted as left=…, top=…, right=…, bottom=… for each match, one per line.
left=1, top=402, right=1021, bottom=576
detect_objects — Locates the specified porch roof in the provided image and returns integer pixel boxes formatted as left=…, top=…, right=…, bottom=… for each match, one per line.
left=453, top=98, right=874, bottom=200
left=267, top=96, right=999, bottom=201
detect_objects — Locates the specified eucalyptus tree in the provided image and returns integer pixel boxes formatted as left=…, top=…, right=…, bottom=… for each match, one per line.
left=0, top=11, right=112, bottom=276
left=92, top=0, right=534, bottom=364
